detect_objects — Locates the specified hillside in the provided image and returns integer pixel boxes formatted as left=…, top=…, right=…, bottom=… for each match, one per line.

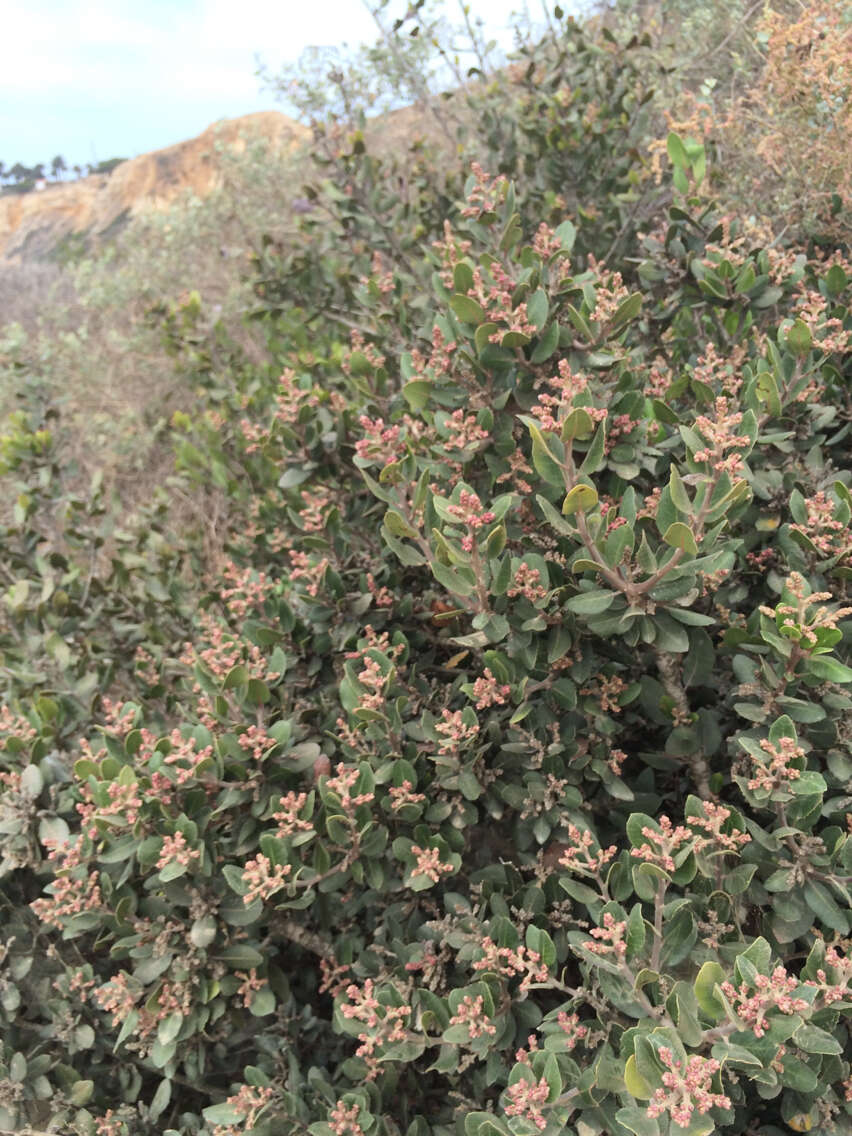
left=0, top=111, right=308, bottom=263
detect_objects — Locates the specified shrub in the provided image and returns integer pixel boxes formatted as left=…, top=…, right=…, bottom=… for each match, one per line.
left=1, top=5, right=851, bottom=1136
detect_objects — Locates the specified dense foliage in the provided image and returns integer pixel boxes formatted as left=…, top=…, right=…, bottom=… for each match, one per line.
left=1, top=3, right=851, bottom=1135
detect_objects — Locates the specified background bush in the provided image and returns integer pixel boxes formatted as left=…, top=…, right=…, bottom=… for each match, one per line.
left=0, top=2, right=850, bottom=1134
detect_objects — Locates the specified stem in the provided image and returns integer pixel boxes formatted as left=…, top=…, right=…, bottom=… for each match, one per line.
left=650, top=879, right=666, bottom=972
left=655, top=649, right=713, bottom=799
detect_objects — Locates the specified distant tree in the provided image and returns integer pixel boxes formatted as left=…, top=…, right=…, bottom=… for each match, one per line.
left=33, top=163, right=45, bottom=179
left=50, top=155, right=66, bottom=180
left=72, top=164, right=82, bottom=179
left=9, top=162, right=28, bottom=183
left=92, top=157, right=126, bottom=175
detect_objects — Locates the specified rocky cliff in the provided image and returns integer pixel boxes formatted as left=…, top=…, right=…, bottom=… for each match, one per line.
left=0, top=112, right=308, bottom=263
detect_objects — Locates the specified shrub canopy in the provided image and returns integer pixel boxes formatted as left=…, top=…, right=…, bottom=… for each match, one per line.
left=1, top=3, right=851, bottom=1135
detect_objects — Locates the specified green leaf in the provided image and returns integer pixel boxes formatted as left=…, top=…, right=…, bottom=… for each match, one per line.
left=561, top=408, right=594, bottom=441
left=223, top=664, right=249, bottom=690
left=793, top=1022, right=842, bottom=1055
left=803, top=880, right=849, bottom=932
left=149, top=1078, right=172, bottom=1123
left=566, top=589, right=616, bottom=615
left=530, top=319, right=559, bottom=363
left=453, top=262, right=474, bottom=294
left=384, top=509, right=420, bottom=541
left=523, top=421, right=565, bottom=488
left=565, top=303, right=594, bottom=342
left=450, top=294, right=486, bottom=324
left=623, top=1055, right=654, bottom=1100
left=465, top=1112, right=511, bottom=1136
left=579, top=422, right=607, bottom=476
left=402, top=380, right=431, bottom=411
left=610, top=293, right=642, bottom=330
left=616, top=1105, right=660, bottom=1136
left=70, top=1080, right=94, bottom=1106
left=786, top=319, right=812, bottom=356
left=203, top=1102, right=242, bottom=1126
left=527, top=289, right=549, bottom=331
left=825, top=264, right=847, bottom=295
left=756, top=370, right=782, bottom=417
left=667, top=132, right=689, bottom=170
left=806, top=656, right=852, bottom=683
left=662, top=522, right=698, bottom=555
left=694, top=961, right=725, bottom=1019
left=562, top=484, right=598, bottom=515
left=626, top=903, right=646, bottom=961
left=668, top=466, right=691, bottom=514
left=554, top=219, right=576, bottom=252
left=215, top=945, right=265, bottom=968
left=431, top=560, right=475, bottom=598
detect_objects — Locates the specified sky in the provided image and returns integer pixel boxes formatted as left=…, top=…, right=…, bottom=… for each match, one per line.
left=0, top=0, right=583, bottom=171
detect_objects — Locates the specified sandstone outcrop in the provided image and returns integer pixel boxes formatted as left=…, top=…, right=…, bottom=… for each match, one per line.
left=0, top=112, right=308, bottom=263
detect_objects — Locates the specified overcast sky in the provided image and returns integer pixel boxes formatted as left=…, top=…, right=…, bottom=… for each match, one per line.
left=0, top=0, right=588, bottom=170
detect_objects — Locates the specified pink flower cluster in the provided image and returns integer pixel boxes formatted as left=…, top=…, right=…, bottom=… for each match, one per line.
left=237, top=724, right=275, bottom=763
left=503, top=1075, right=550, bottom=1131
left=444, top=489, right=496, bottom=552
left=181, top=611, right=280, bottom=684
left=287, top=549, right=331, bottom=598
left=804, top=945, right=852, bottom=1004
left=507, top=563, right=548, bottom=603
left=342, top=330, right=386, bottom=375
left=366, top=572, right=393, bottom=607
left=587, top=256, right=630, bottom=324
left=471, top=668, right=511, bottom=710
left=241, top=854, right=292, bottom=905
left=646, top=1048, right=731, bottom=1127
left=692, top=397, right=750, bottom=474
left=448, top=994, right=497, bottom=1040
left=273, top=791, right=314, bottom=838
left=760, top=572, right=852, bottom=649
left=297, top=486, right=335, bottom=533
left=631, top=816, right=693, bottom=873
left=339, top=978, right=412, bottom=1077
left=460, top=161, right=508, bottom=218
left=747, top=737, right=804, bottom=792
left=441, top=409, right=490, bottom=453
left=355, top=416, right=405, bottom=465
left=435, top=709, right=480, bottom=754
left=720, top=966, right=810, bottom=1037
left=556, top=823, right=617, bottom=875
left=234, top=968, right=267, bottom=1008
left=156, top=831, right=200, bottom=871
left=409, top=844, right=455, bottom=884
left=362, top=249, right=394, bottom=296
left=0, top=705, right=37, bottom=750
left=472, top=937, right=549, bottom=991
left=533, top=221, right=564, bottom=261
left=211, top=1084, right=274, bottom=1136
left=584, top=912, right=627, bottom=959
left=407, top=323, right=457, bottom=381
left=324, top=763, right=375, bottom=813
left=531, top=359, right=604, bottom=431
left=388, top=780, right=426, bottom=810
left=790, top=490, right=850, bottom=560
left=496, top=447, right=535, bottom=495
left=329, top=1099, right=367, bottom=1136
left=556, top=1010, right=589, bottom=1050
left=274, top=367, right=320, bottom=427
left=688, top=802, right=751, bottom=855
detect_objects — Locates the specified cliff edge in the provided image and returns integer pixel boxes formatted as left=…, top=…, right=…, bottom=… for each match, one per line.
left=0, top=111, right=308, bottom=263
